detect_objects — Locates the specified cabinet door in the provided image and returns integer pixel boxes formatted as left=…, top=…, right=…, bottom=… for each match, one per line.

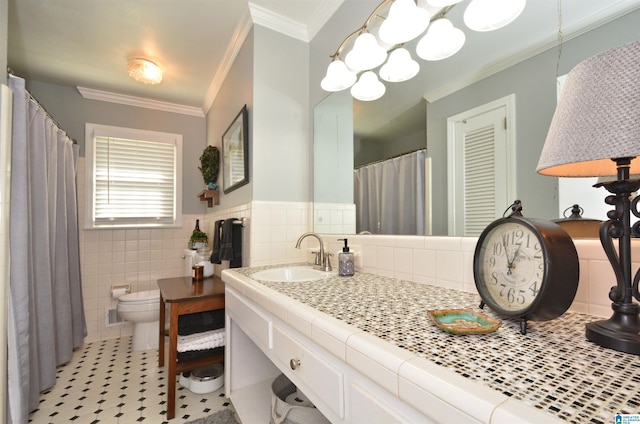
left=226, top=288, right=272, bottom=350
left=272, top=325, right=344, bottom=420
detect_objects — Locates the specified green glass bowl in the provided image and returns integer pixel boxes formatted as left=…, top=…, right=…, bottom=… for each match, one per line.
left=427, top=309, right=501, bottom=335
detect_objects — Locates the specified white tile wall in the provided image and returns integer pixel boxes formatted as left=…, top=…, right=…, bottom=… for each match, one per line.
left=77, top=158, right=210, bottom=343
left=320, top=233, right=638, bottom=319
left=75, top=188, right=637, bottom=342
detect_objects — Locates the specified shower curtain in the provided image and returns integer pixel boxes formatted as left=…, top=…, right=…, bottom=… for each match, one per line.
left=7, top=75, right=86, bottom=424
left=354, top=149, right=426, bottom=235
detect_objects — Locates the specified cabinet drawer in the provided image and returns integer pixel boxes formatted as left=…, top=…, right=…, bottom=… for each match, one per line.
left=226, top=288, right=272, bottom=350
left=272, top=325, right=344, bottom=420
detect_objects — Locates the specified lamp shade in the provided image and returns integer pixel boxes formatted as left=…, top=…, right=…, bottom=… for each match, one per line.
left=351, top=71, right=386, bottom=101
left=464, top=0, right=526, bottom=32
left=378, top=0, right=430, bottom=45
left=416, top=18, right=466, bottom=61
left=344, top=32, right=387, bottom=72
left=321, top=59, right=357, bottom=92
left=537, top=41, right=640, bottom=177
left=379, top=48, right=420, bottom=82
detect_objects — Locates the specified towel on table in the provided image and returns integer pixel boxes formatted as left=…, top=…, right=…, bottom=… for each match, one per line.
left=177, top=328, right=226, bottom=352
left=219, top=218, right=237, bottom=261
left=178, top=309, right=225, bottom=336
left=210, top=219, right=223, bottom=264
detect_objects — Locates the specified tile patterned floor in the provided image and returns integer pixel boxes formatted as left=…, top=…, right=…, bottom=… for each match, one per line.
left=28, top=336, right=235, bottom=424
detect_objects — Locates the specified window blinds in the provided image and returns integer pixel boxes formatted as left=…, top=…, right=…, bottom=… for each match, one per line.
left=93, top=136, right=176, bottom=226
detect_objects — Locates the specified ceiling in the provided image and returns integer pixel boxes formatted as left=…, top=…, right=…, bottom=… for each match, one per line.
left=7, top=0, right=343, bottom=114
left=7, top=0, right=640, bottom=118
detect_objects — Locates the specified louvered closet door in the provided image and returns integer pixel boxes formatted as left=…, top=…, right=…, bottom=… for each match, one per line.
left=449, top=102, right=511, bottom=236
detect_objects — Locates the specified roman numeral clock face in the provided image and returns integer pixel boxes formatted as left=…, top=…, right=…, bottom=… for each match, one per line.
left=476, top=221, right=544, bottom=313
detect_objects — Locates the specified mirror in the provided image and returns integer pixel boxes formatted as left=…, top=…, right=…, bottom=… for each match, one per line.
left=222, top=105, right=249, bottom=194
left=313, top=3, right=640, bottom=236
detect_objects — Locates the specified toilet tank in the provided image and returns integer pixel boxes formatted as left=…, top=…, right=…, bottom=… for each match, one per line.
left=183, top=249, right=198, bottom=276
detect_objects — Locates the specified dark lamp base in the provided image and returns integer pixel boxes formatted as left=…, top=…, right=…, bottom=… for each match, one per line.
left=585, top=302, right=640, bottom=355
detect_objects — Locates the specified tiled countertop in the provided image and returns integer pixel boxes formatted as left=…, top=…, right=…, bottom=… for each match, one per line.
left=224, top=264, right=640, bottom=423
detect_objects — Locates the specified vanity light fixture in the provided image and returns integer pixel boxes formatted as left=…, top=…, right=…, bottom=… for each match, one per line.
left=127, top=58, right=162, bottom=85
left=537, top=41, right=640, bottom=355
left=320, top=0, right=526, bottom=101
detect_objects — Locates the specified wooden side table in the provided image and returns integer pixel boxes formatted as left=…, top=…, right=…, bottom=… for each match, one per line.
left=157, top=276, right=225, bottom=420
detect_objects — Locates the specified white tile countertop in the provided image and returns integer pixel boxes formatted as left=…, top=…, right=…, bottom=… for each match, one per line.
left=222, top=264, right=640, bottom=423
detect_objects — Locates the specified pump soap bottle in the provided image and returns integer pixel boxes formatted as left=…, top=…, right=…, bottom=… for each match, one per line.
left=338, top=238, right=354, bottom=277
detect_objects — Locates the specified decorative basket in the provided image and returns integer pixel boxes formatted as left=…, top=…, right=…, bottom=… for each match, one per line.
left=270, top=374, right=330, bottom=424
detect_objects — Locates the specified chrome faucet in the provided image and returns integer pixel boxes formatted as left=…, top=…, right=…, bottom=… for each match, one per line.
left=295, top=232, right=332, bottom=272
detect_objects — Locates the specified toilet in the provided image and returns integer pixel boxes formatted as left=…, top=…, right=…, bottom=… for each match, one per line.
left=117, top=289, right=161, bottom=351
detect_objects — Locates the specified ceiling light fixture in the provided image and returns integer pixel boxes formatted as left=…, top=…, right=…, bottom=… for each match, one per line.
left=321, top=0, right=526, bottom=101
left=127, top=58, right=162, bottom=85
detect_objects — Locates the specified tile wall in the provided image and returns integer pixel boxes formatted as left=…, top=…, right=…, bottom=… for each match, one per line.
left=76, top=181, right=636, bottom=342
left=320, top=233, right=640, bottom=319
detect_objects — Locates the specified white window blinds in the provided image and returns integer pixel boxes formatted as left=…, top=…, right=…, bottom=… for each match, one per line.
left=85, top=124, right=182, bottom=228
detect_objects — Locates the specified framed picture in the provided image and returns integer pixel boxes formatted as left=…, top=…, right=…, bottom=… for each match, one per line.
left=222, top=105, right=249, bottom=193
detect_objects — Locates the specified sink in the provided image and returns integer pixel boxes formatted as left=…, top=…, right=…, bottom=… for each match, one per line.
left=251, top=266, right=333, bottom=282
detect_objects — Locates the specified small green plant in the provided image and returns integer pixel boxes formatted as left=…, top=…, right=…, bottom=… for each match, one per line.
left=190, top=230, right=208, bottom=242
left=199, top=145, right=220, bottom=186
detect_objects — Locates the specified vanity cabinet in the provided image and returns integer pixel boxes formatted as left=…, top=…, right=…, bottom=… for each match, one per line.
left=222, top=269, right=561, bottom=424
left=224, top=285, right=430, bottom=423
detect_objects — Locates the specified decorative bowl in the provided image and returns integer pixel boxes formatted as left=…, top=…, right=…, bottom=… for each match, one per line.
left=427, top=309, right=501, bottom=335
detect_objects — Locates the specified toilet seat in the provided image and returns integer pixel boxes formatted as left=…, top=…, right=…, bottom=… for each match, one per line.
left=118, top=289, right=160, bottom=305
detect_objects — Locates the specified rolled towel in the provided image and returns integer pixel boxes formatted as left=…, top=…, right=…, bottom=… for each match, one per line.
left=177, top=328, right=226, bottom=352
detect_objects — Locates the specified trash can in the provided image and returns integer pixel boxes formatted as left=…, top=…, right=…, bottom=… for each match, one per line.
left=270, top=374, right=330, bottom=424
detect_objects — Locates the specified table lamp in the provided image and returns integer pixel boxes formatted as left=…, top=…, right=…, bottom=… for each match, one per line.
left=537, top=40, right=640, bottom=355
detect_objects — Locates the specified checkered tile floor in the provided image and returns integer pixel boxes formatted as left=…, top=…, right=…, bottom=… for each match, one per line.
left=28, top=336, right=234, bottom=423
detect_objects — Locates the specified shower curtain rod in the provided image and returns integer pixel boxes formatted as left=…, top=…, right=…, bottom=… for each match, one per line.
left=7, top=68, right=77, bottom=145
left=355, top=148, right=426, bottom=170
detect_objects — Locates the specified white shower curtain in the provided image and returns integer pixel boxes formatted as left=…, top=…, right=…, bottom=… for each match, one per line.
left=7, top=75, right=86, bottom=423
left=354, top=149, right=426, bottom=235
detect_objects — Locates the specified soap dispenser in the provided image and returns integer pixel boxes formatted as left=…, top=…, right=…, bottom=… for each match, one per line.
left=338, top=238, right=354, bottom=277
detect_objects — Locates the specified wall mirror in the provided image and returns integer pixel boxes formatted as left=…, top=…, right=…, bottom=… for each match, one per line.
left=313, top=2, right=640, bottom=237
left=223, top=105, right=249, bottom=194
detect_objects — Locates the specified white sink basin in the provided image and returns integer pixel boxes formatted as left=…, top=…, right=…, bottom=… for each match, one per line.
left=251, top=266, right=333, bottom=282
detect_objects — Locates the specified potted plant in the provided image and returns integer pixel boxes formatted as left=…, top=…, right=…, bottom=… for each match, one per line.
left=199, top=145, right=220, bottom=190
left=190, top=229, right=208, bottom=250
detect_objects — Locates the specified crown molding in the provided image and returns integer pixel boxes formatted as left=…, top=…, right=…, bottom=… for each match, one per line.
left=249, top=2, right=309, bottom=41
left=77, top=86, right=204, bottom=117
left=202, top=8, right=253, bottom=114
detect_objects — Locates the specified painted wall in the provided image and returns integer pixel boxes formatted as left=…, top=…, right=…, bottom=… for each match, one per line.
left=252, top=25, right=310, bottom=202
left=24, top=81, right=207, bottom=214
left=426, top=9, right=640, bottom=231
left=207, top=28, right=254, bottom=209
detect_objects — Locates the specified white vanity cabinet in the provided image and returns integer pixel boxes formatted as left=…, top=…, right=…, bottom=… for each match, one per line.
left=223, top=269, right=565, bottom=424
left=224, top=285, right=427, bottom=424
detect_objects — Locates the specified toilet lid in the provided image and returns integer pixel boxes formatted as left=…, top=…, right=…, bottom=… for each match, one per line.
left=119, top=289, right=160, bottom=304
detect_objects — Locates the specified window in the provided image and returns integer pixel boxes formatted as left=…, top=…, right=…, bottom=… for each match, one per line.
left=85, top=123, right=182, bottom=229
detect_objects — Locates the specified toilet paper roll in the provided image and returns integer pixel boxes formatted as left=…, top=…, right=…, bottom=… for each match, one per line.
left=111, top=287, right=128, bottom=299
